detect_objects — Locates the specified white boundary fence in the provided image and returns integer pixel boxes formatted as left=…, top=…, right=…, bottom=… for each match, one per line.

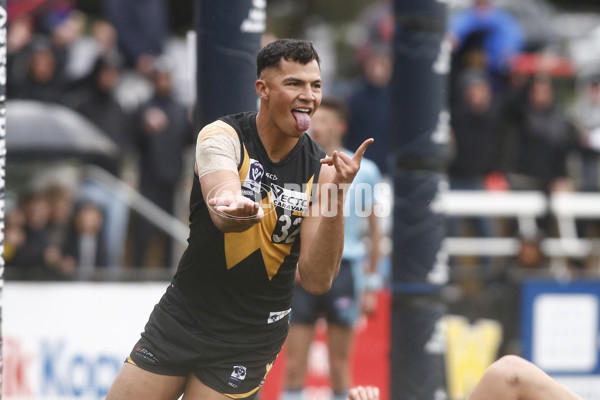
left=432, top=190, right=600, bottom=263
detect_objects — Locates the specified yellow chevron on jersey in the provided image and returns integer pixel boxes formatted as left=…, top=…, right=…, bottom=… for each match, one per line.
left=224, top=193, right=285, bottom=280
left=224, top=145, right=316, bottom=279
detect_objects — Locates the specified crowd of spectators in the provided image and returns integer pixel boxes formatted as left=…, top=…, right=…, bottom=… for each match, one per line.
left=4, top=182, right=106, bottom=279
left=337, top=0, right=600, bottom=277
left=443, top=0, right=600, bottom=275
left=6, top=0, right=195, bottom=279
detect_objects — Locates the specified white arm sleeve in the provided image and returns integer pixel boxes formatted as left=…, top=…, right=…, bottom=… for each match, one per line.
left=195, top=120, right=241, bottom=178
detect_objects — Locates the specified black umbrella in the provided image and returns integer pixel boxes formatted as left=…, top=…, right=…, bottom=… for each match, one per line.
left=6, top=100, right=120, bottom=162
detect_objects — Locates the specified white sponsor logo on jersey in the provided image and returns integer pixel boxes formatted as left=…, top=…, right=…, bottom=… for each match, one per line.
left=271, top=184, right=308, bottom=213
left=268, top=308, right=291, bottom=324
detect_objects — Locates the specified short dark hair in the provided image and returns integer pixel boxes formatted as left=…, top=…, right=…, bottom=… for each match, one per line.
left=256, top=39, right=320, bottom=78
left=318, top=97, right=349, bottom=122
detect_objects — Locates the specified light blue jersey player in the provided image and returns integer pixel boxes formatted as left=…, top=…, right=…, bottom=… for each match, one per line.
left=284, top=98, right=384, bottom=400
left=342, top=147, right=382, bottom=315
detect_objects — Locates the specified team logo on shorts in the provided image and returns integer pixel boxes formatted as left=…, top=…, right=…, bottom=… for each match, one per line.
left=268, top=308, right=291, bottom=324
left=230, top=365, right=247, bottom=382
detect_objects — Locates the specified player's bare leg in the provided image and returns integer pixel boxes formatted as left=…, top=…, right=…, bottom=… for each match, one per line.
left=285, top=323, right=315, bottom=391
left=327, top=323, right=355, bottom=398
left=467, top=355, right=582, bottom=400
left=106, top=363, right=187, bottom=400
left=182, top=374, right=233, bottom=400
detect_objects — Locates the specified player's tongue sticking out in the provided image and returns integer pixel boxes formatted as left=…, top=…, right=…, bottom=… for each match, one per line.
left=292, top=110, right=310, bottom=132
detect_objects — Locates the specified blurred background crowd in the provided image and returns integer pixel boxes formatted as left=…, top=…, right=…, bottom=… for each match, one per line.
left=5, top=0, right=600, bottom=290
left=6, top=0, right=197, bottom=279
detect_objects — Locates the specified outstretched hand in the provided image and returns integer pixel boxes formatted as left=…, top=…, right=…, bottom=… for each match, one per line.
left=208, top=195, right=264, bottom=223
left=320, top=138, right=374, bottom=185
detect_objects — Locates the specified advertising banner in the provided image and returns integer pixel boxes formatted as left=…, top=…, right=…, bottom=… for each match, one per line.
left=3, top=282, right=168, bottom=400
left=521, top=279, right=600, bottom=399
left=3, top=283, right=390, bottom=400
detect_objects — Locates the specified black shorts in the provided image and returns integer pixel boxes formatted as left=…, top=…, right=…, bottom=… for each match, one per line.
left=127, top=284, right=287, bottom=399
left=291, top=259, right=358, bottom=326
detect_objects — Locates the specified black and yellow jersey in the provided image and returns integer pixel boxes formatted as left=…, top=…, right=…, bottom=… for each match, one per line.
left=173, top=112, right=325, bottom=341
